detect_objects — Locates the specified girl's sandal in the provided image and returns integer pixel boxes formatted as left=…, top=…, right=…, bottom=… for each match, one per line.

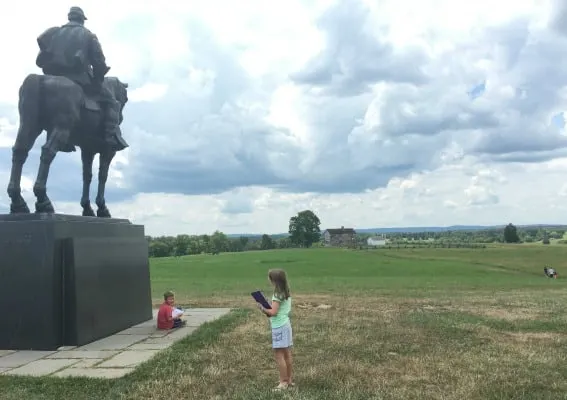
left=272, top=383, right=289, bottom=392
left=275, top=381, right=295, bottom=387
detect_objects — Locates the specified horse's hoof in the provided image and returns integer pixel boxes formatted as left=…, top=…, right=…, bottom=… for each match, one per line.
left=10, top=202, right=30, bottom=214
left=35, top=199, right=54, bottom=214
left=96, top=207, right=111, bottom=218
left=82, top=207, right=95, bottom=217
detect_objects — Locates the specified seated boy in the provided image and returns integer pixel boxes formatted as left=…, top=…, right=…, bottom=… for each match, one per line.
left=157, top=291, right=187, bottom=330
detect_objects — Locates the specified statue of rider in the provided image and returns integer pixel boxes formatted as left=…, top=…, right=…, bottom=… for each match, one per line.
left=35, top=6, right=127, bottom=152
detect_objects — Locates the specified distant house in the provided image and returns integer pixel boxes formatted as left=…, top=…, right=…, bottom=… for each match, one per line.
left=367, top=236, right=387, bottom=247
left=323, top=226, right=356, bottom=247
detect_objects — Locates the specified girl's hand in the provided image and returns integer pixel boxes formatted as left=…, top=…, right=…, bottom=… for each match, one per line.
left=257, top=303, right=270, bottom=317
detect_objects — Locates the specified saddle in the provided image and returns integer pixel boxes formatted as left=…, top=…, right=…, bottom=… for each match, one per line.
left=44, top=70, right=106, bottom=112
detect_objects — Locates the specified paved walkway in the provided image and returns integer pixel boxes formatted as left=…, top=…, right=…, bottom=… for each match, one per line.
left=0, top=308, right=231, bottom=379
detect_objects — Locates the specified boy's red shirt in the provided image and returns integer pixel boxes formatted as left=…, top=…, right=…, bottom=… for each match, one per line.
left=157, top=302, right=174, bottom=330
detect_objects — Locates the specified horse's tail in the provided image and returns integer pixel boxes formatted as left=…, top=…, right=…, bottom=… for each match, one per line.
left=18, top=74, right=43, bottom=127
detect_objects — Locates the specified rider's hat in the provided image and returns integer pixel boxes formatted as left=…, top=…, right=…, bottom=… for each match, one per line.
left=68, top=6, right=88, bottom=21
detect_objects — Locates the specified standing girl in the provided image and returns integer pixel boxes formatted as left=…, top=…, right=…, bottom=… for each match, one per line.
left=258, top=268, right=294, bottom=391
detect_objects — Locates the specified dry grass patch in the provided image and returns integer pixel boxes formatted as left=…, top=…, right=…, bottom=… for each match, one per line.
left=502, top=331, right=566, bottom=342
left=476, top=307, right=541, bottom=321
left=402, top=294, right=560, bottom=322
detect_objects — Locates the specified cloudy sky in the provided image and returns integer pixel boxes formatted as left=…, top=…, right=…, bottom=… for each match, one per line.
left=0, top=0, right=566, bottom=235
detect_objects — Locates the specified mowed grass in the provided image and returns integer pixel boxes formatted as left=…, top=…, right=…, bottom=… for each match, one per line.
left=2, top=246, right=567, bottom=399
left=149, top=246, right=564, bottom=302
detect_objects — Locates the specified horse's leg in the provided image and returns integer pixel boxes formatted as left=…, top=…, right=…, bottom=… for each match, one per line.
left=33, top=127, right=69, bottom=213
left=80, top=148, right=95, bottom=216
left=95, top=149, right=116, bottom=218
left=8, top=75, right=44, bottom=214
left=7, top=123, right=42, bottom=214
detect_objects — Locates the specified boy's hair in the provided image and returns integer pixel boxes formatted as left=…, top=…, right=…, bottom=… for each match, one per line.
left=268, top=269, right=290, bottom=300
left=163, top=291, right=174, bottom=300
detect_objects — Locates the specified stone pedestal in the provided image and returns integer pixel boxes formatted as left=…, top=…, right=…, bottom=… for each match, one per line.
left=0, top=214, right=152, bottom=350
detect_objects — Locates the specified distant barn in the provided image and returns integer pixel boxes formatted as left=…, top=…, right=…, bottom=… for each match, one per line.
left=323, top=226, right=356, bottom=247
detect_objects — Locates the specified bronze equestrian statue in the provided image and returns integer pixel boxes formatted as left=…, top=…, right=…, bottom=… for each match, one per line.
left=7, top=7, right=130, bottom=217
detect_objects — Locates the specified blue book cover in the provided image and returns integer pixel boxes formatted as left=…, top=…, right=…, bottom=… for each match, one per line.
left=251, top=290, right=272, bottom=309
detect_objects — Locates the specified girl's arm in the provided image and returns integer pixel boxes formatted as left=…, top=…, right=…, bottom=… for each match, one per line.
left=262, top=300, right=280, bottom=317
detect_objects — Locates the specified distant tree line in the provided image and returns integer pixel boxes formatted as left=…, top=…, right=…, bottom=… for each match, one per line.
left=147, top=210, right=323, bottom=257
left=356, top=223, right=566, bottom=245
left=147, top=214, right=566, bottom=258
left=146, top=231, right=296, bottom=258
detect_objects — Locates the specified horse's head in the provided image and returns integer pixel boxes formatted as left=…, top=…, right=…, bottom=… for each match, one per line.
left=103, top=77, right=129, bottom=124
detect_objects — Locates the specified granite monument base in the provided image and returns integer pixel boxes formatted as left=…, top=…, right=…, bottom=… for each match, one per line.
left=0, top=214, right=153, bottom=351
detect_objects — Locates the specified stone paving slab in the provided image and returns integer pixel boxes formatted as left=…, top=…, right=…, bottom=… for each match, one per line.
left=0, top=351, right=56, bottom=368
left=47, top=350, right=119, bottom=359
left=4, top=359, right=79, bottom=377
left=73, top=359, right=104, bottom=368
left=148, top=331, right=169, bottom=338
left=129, top=342, right=173, bottom=350
left=116, top=326, right=160, bottom=335
left=98, top=350, right=159, bottom=368
left=78, top=334, right=149, bottom=351
left=53, top=367, right=135, bottom=379
left=0, top=307, right=231, bottom=379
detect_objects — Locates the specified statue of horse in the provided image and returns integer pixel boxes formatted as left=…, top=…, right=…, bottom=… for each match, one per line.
left=6, top=74, right=129, bottom=217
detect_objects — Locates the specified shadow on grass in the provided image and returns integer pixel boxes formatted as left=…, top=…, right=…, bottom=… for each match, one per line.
left=0, top=309, right=250, bottom=400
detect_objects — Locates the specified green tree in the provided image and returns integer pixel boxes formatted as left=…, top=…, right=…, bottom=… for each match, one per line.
left=260, top=234, right=275, bottom=250
left=173, top=234, right=190, bottom=256
left=542, top=231, right=550, bottom=245
left=276, top=237, right=292, bottom=248
left=210, top=231, right=228, bottom=254
left=149, top=240, right=170, bottom=257
left=202, top=234, right=211, bottom=253
left=288, top=210, right=321, bottom=247
left=188, top=236, right=202, bottom=254
left=503, top=223, right=520, bottom=243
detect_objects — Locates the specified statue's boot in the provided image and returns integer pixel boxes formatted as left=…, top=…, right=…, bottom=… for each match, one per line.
left=101, top=99, right=128, bottom=152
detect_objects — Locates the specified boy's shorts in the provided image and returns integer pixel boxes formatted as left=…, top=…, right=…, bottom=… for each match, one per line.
left=272, top=322, right=293, bottom=349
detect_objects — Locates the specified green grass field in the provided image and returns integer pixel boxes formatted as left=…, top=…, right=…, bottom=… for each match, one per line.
left=2, top=246, right=567, bottom=399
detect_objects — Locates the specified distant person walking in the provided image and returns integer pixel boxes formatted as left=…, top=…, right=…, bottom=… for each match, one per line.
left=544, top=266, right=558, bottom=279
left=257, top=269, right=294, bottom=391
